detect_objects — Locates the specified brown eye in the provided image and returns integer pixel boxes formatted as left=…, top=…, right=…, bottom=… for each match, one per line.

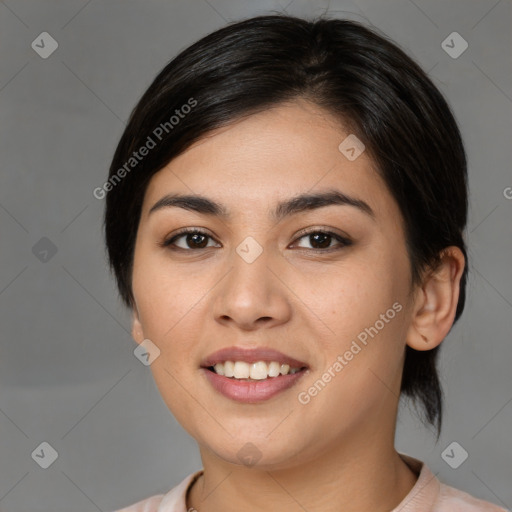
left=163, top=229, right=219, bottom=250
left=293, top=230, right=352, bottom=251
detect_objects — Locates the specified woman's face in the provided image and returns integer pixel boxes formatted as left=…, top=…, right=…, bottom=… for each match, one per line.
left=131, top=99, right=418, bottom=469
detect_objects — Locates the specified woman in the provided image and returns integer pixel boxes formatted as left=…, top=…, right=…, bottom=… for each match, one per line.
left=104, top=13, right=507, bottom=512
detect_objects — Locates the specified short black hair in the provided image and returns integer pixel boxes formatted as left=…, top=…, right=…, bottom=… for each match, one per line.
left=103, top=13, right=468, bottom=437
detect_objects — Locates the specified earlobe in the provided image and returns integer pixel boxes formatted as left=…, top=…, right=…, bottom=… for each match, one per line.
left=131, top=303, right=145, bottom=345
left=406, top=246, right=465, bottom=352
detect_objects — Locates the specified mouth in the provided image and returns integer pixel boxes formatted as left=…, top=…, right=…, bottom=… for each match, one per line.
left=204, top=361, right=307, bottom=380
left=200, top=347, right=309, bottom=403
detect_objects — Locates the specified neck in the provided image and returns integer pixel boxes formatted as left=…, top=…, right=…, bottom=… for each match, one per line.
left=187, top=418, right=418, bottom=512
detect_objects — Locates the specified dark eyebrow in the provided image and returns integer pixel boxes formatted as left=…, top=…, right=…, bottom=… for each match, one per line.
left=148, top=189, right=375, bottom=222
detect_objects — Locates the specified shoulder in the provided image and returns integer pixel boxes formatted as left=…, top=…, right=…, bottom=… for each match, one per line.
left=434, top=482, right=509, bottom=512
left=112, top=470, right=203, bottom=512
left=396, top=453, right=508, bottom=512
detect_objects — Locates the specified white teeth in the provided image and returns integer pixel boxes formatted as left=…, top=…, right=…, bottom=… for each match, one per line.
left=213, top=363, right=225, bottom=376
left=268, top=361, right=281, bottom=377
left=223, top=361, right=234, bottom=378
left=210, top=361, right=304, bottom=379
left=233, top=361, right=250, bottom=379
left=250, top=361, right=268, bottom=380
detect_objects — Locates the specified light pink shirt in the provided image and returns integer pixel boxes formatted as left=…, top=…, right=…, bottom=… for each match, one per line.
left=114, top=454, right=509, bottom=512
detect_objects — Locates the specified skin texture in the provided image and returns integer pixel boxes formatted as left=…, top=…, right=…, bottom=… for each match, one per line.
left=130, top=99, right=465, bottom=512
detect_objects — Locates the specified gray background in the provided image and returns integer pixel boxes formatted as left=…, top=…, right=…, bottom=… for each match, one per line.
left=0, top=1, right=511, bottom=511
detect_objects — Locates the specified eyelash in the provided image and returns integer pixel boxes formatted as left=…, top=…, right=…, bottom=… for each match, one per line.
left=160, top=227, right=352, bottom=253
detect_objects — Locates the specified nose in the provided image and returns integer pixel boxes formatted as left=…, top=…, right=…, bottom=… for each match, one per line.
left=213, top=243, right=292, bottom=331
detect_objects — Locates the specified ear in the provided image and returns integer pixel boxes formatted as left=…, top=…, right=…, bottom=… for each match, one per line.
left=406, top=246, right=465, bottom=351
left=131, top=302, right=145, bottom=345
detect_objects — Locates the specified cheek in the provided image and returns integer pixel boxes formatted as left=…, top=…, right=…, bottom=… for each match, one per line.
left=302, top=243, right=410, bottom=375
left=308, top=254, right=400, bottom=326
left=132, top=257, right=203, bottom=421
left=132, top=248, right=190, bottom=345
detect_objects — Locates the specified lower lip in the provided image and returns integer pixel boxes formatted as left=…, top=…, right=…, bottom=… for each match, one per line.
left=201, top=367, right=308, bottom=403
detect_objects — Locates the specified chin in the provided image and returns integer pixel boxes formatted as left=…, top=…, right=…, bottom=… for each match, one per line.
left=204, top=435, right=311, bottom=471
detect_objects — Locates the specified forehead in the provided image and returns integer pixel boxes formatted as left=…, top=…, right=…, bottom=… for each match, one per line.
left=142, top=100, right=395, bottom=222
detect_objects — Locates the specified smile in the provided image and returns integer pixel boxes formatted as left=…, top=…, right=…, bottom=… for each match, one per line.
left=210, top=360, right=304, bottom=380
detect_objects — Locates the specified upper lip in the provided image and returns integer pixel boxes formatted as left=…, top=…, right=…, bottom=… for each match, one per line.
left=200, top=347, right=308, bottom=369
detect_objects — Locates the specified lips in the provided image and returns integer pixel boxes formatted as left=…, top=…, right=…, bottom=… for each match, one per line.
left=200, top=346, right=309, bottom=369
left=202, top=366, right=308, bottom=403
